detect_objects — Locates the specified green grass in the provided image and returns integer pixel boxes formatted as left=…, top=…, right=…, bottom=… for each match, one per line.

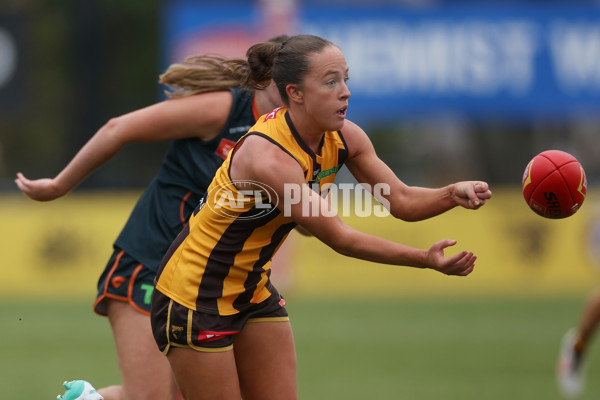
left=1, top=296, right=599, bottom=399
left=0, top=300, right=118, bottom=398
left=290, top=296, right=600, bottom=400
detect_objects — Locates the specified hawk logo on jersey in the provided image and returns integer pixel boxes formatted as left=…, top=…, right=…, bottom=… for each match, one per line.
left=264, top=106, right=284, bottom=122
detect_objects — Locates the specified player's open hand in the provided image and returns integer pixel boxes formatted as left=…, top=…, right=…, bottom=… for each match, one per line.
left=14, top=172, right=64, bottom=201
left=452, top=181, right=492, bottom=210
left=426, top=239, right=476, bottom=276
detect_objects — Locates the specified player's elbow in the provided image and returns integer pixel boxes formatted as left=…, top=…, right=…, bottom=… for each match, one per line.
left=294, top=225, right=313, bottom=237
left=101, top=117, right=133, bottom=146
left=386, top=190, right=422, bottom=222
left=322, top=229, right=357, bottom=257
left=102, top=117, right=121, bottom=135
left=389, top=204, right=421, bottom=222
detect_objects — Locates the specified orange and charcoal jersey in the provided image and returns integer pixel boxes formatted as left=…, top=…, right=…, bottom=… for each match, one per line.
left=154, top=107, right=348, bottom=316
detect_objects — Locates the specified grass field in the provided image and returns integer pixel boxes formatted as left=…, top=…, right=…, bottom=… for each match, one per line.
left=2, top=296, right=599, bottom=399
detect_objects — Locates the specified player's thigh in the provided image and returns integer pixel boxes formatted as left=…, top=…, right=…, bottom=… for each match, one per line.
left=106, top=299, right=172, bottom=398
left=234, top=320, right=297, bottom=400
left=167, top=347, right=241, bottom=400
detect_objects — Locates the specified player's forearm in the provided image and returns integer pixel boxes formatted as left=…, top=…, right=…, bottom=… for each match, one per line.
left=389, top=184, right=457, bottom=222
left=54, top=119, right=125, bottom=194
left=327, top=227, right=428, bottom=268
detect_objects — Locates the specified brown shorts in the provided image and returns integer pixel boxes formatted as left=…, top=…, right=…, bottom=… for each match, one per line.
left=151, top=290, right=289, bottom=353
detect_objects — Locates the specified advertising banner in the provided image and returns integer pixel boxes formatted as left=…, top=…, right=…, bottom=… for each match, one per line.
left=163, top=1, right=600, bottom=123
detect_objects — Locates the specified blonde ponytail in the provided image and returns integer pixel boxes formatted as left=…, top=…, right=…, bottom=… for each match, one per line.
left=159, top=35, right=290, bottom=98
left=159, top=55, right=249, bottom=98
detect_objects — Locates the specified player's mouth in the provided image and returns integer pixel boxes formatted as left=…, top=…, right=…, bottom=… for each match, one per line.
left=336, top=105, right=348, bottom=118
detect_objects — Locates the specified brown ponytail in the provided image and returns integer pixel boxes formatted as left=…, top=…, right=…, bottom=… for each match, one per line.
left=246, top=34, right=335, bottom=104
left=243, top=41, right=282, bottom=90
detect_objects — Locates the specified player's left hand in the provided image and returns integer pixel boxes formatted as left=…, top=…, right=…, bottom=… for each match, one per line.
left=452, top=181, right=492, bottom=210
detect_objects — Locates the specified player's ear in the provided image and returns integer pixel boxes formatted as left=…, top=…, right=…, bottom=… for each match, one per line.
left=286, top=83, right=303, bottom=104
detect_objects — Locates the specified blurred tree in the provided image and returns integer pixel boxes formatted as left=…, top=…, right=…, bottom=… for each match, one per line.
left=0, top=0, right=165, bottom=191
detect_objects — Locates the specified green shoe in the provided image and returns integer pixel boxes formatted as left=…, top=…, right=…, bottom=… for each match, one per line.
left=57, top=380, right=103, bottom=400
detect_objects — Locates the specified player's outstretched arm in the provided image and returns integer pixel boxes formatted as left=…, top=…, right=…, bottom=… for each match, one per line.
left=287, top=180, right=477, bottom=276
left=342, top=120, right=492, bottom=221
left=232, top=135, right=476, bottom=276
left=15, top=92, right=233, bottom=201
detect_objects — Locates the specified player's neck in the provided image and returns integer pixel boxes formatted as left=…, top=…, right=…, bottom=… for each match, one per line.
left=254, top=86, right=281, bottom=116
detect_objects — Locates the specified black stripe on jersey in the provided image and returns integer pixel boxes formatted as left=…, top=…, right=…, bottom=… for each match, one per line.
left=226, top=131, right=309, bottom=182
left=336, top=130, right=349, bottom=166
left=232, top=221, right=297, bottom=310
left=285, top=112, right=324, bottom=165
left=195, top=207, right=282, bottom=313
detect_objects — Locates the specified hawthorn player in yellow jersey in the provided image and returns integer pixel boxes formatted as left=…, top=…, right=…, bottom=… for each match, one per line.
left=154, top=106, right=347, bottom=317
left=151, top=34, right=492, bottom=400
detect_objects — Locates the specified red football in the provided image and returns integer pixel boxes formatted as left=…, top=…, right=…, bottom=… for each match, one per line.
left=522, top=150, right=587, bottom=219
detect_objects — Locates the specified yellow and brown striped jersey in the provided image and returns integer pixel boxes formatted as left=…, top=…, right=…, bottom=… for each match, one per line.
left=154, top=107, right=348, bottom=316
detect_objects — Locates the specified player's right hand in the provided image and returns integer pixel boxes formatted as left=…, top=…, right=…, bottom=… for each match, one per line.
left=14, top=172, right=64, bottom=201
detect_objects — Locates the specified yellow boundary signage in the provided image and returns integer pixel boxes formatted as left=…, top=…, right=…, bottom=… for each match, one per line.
left=2, top=189, right=599, bottom=299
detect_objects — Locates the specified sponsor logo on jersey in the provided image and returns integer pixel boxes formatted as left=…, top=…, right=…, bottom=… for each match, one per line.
left=315, top=166, right=339, bottom=183
left=215, top=138, right=236, bottom=160
left=197, top=330, right=240, bottom=343
left=228, top=125, right=251, bottom=135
